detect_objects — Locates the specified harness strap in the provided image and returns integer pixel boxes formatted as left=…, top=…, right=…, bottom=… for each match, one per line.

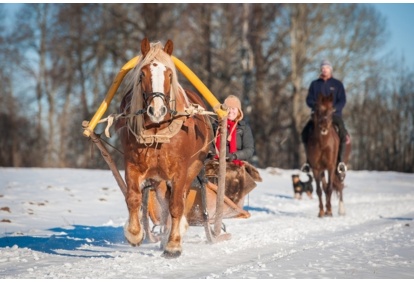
left=136, top=119, right=184, bottom=144
left=96, top=103, right=216, bottom=140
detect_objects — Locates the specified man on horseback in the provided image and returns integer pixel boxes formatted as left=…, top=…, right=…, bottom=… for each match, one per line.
left=301, top=60, right=348, bottom=176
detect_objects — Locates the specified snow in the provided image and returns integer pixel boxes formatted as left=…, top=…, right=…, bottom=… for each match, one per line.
left=0, top=167, right=413, bottom=279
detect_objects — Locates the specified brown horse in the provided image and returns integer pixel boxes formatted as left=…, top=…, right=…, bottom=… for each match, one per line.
left=304, top=93, right=351, bottom=217
left=116, top=38, right=212, bottom=258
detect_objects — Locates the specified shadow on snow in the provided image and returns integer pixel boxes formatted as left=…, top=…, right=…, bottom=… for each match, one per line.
left=0, top=225, right=129, bottom=258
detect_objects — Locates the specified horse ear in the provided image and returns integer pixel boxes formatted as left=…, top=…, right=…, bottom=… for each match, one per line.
left=141, top=38, right=151, bottom=57
left=164, top=39, right=174, bottom=55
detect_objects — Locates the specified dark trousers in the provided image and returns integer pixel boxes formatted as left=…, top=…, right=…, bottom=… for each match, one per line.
left=301, top=115, right=347, bottom=162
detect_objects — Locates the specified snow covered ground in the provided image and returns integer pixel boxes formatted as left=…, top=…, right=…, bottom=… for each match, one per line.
left=0, top=167, right=413, bottom=279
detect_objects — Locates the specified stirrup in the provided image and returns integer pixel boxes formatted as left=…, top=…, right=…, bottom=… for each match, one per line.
left=301, top=163, right=310, bottom=173
left=337, top=162, right=347, bottom=174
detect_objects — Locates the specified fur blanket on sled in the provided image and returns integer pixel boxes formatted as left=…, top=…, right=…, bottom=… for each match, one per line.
left=204, top=160, right=262, bottom=210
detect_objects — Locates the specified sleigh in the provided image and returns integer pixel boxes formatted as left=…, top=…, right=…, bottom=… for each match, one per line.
left=143, top=159, right=262, bottom=243
left=82, top=53, right=262, bottom=245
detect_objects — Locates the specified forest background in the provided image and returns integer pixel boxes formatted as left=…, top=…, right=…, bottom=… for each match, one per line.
left=0, top=3, right=413, bottom=172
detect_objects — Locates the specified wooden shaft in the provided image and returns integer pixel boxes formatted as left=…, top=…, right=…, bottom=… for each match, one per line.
left=83, top=55, right=228, bottom=137
left=82, top=56, right=140, bottom=137
left=214, top=117, right=228, bottom=236
left=89, top=131, right=127, bottom=197
left=171, top=56, right=228, bottom=119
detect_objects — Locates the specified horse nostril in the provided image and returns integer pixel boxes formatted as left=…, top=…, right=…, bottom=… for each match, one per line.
left=160, top=106, right=167, bottom=116
left=148, top=106, right=154, bottom=116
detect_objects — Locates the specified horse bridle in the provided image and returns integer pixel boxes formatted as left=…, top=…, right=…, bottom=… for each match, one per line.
left=314, top=108, right=333, bottom=135
left=134, top=79, right=177, bottom=116
left=143, top=91, right=169, bottom=107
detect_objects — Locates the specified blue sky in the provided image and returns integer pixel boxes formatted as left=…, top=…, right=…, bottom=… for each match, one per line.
left=371, top=3, right=414, bottom=68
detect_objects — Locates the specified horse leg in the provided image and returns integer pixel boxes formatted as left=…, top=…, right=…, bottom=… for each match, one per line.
left=338, top=189, right=345, bottom=216
left=324, top=170, right=335, bottom=217
left=335, top=175, right=346, bottom=216
left=123, top=166, right=144, bottom=246
left=162, top=179, right=189, bottom=258
left=155, top=182, right=172, bottom=251
left=314, top=172, right=324, bottom=217
left=142, top=184, right=159, bottom=243
left=321, top=171, right=327, bottom=191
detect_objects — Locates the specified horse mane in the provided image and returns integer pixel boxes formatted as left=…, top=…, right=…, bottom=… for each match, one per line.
left=122, top=41, right=189, bottom=134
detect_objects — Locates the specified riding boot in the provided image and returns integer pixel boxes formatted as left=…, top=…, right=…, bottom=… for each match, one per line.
left=301, top=162, right=311, bottom=173
left=336, top=132, right=347, bottom=182
left=337, top=139, right=347, bottom=174
left=333, top=115, right=347, bottom=178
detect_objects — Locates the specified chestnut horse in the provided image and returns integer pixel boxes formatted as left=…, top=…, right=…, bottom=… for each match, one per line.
left=304, top=93, right=351, bottom=217
left=116, top=38, right=212, bottom=258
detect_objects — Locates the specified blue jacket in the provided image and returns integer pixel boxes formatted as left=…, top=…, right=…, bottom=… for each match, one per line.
left=306, top=77, right=346, bottom=116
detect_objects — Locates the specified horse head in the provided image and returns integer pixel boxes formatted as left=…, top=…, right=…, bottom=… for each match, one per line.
left=139, top=38, right=173, bottom=123
left=128, top=38, right=181, bottom=127
left=314, top=93, right=335, bottom=135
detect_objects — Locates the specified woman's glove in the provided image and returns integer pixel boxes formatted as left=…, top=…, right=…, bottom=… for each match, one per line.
left=226, top=153, right=237, bottom=162
left=206, top=151, right=215, bottom=160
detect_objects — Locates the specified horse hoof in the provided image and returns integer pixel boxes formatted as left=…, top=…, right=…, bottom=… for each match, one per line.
left=338, top=204, right=346, bottom=216
left=162, top=250, right=182, bottom=258
left=325, top=212, right=333, bottom=217
left=124, top=223, right=144, bottom=246
left=125, top=236, right=144, bottom=247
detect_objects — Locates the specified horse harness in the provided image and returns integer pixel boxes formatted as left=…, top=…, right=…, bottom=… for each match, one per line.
left=97, top=96, right=214, bottom=145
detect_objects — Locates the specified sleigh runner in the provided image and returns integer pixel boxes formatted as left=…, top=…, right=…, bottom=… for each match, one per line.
left=82, top=39, right=261, bottom=254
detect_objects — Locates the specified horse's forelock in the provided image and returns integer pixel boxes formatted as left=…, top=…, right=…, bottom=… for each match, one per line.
left=125, top=41, right=189, bottom=133
left=136, top=42, right=188, bottom=109
left=316, top=98, right=334, bottom=114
